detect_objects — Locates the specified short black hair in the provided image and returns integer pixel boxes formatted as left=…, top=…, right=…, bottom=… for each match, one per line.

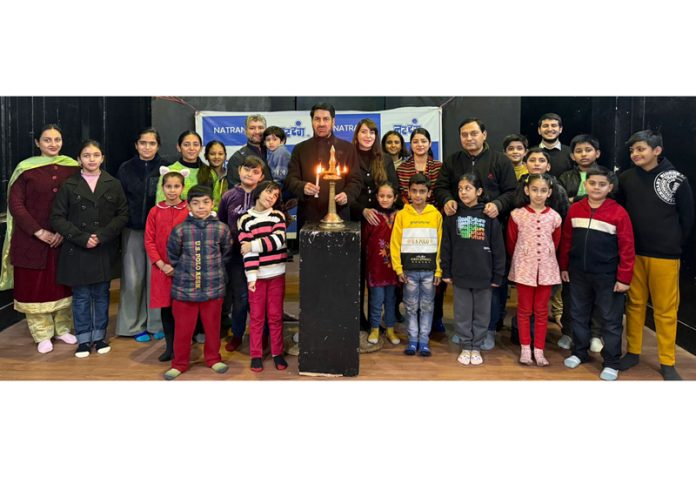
left=310, top=102, right=336, bottom=119
left=523, top=147, right=550, bottom=163
left=262, top=126, right=287, bottom=143
left=570, top=134, right=600, bottom=152
left=538, top=113, right=563, bottom=127
left=251, top=180, right=281, bottom=204
left=458, top=118, right=486, bottom=133
left=187, top=184, right=213, bottom=202
left=240, top=156, right=265, bottom=170
left=503, top=133, right=528, bottom=150
left=626, top=129, right=663, bottom=149
left=585, top=165, right=614, bottom=181
left=408, top=173, right=430, bottom=188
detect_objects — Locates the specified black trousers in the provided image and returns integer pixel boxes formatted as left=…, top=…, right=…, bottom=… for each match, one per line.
left=568, top=268, right=625, bottom=369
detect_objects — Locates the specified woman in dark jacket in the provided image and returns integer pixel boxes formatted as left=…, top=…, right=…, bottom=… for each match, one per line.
left=51, top=140, right=129, bottom=358
left=350, top=118, right=402, bottom=331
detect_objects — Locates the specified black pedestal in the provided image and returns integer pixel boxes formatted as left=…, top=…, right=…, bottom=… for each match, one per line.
left=298, top=222, right=360, bottom=377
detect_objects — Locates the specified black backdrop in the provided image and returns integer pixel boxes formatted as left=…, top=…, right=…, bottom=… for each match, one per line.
left=1, top=96, right=695, bottom=355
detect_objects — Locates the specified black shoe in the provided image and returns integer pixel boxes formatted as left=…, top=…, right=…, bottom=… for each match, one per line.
left=250, top=357, right=264, bottom=372
left=158, top=350, right=173, bottom=362
left=660, top=364, right=682, bottom=381
left=74, top=342, right=91, bottom=358
left=273, top=355, right=288, bottom=370
left=618, top=352, right=640, bottom=371
left=94, top=340, right=111, bottom=354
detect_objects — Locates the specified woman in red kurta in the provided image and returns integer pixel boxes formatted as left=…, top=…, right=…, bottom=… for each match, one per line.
left=144, top=168, right=190, bottom=361
left=0, top=124, right=79, bottom=353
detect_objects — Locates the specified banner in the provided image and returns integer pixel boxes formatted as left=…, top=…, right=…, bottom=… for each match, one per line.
left=195, top=106, right=442, bottom=161
left=195, top=106, right=442, bottom=237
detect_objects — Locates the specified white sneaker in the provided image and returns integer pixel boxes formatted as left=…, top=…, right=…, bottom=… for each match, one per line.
left=590, top=337, right=604, bottom=353
left=557, top=335, right=573, bottom=350
left=470, top=350, right=483, bottom=366
left=457, top=349, right=471, bottom=366
left=564, top=355, right=582, bottom=369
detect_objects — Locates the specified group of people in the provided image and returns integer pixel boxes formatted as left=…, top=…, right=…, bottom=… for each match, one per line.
left=1, top=104, right=693, bottom=381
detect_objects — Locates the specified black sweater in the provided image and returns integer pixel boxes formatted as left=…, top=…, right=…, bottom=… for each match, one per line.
left=350, top=149, right=402, bottom=220
left=617, top=157, right=695, bottom=258
left=542, top=143, right=573, bottom=178
left=434, top=144, right=518, bottom=216
left=116, top=154, right=163, bottom=229
left=441, top=203, right=505, bottom=289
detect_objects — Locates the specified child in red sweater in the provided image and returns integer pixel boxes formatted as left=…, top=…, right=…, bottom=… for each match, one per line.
left=362, top=183, right=401, bottom=346
left=144, top=168, right=191, bottom=362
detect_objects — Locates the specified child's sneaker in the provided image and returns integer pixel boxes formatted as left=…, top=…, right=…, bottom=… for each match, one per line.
left=589, top=337, right=604, bottom=353
left=367, top=327, right=380, bottom=344
left=37, top=339, right=53, bottom=354
left=211, top=362, right=229, bottom=374
left=470, top=350, right=483, bottom=366
left=534, top=348, right=549, bottom=367
left=457, top=349, right=471, bottom=366
left=599, top=367, right=619, bottom=381
left=225, top=335, right=243, bottom=353
left=134, top=331, right=151, bottom=343
left=404, top=342, right=417, bottom=356
left=94, top=340, right=111, bottom=354
left=152, top=331, right=166, bottom=340
left=481, top=331, right=496, bottom=351
left=557, top=335, right=572, bottom=350
left=250, top=357, right=264, bottom=372
left=163, top=368, right=182, bottom=380
left=56, top=332, right=77, bottom=344
left=419, top=343, right=432, bottom=357
left=385, top=327, right=400, bottom=345
left=564, top=355, right=582, bottom=369
left=74, top=343, right=90, bottom=358
left=519, top=345, right=533, bottom=365
left=273, top=355, right=288, bottom=370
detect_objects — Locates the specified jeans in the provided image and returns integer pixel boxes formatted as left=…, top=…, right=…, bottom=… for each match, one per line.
left=368, top=285, right=396, bottom=328
left=72, top=281, right=111, bottom=344
left=403, top=271, right=435, bottom=345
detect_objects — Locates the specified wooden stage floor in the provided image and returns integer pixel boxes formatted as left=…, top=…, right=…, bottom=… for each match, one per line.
left=1, top=257, right=694, bottom=381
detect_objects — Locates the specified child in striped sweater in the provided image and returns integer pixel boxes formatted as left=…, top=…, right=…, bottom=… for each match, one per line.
left=237, top=181, right=288, bottom=372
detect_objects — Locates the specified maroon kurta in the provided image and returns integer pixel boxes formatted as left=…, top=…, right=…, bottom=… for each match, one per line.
left=9, top=164, right=78, bottom=302
left=362, top=210, right=399, bottom=287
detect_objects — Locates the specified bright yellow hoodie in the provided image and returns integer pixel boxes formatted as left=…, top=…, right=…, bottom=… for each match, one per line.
left=390, top=203, right=442, bottom=277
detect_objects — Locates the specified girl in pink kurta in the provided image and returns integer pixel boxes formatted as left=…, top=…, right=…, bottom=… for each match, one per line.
left=144, top=168, right=190, bottom=361
left=507, top=174, right=561, bottom=366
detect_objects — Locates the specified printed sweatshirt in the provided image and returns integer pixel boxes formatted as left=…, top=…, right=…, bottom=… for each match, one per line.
left=390, top=203, right=442, bottom=277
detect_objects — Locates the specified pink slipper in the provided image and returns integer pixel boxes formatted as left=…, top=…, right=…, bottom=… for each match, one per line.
left=56, top=333, right=77, bottom=344
left=37, top=339, right=53, bottom=353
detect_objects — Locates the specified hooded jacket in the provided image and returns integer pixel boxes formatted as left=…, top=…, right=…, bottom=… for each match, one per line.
left=617, top=157, right=694, bottom=258
left=441, top=202, right=505, bottom=289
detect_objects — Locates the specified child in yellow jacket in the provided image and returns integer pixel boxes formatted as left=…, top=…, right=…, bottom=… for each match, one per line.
left=390, top=174, right=442, bottom=357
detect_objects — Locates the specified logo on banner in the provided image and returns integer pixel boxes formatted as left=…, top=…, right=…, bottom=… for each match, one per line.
left=284, top=121, right=306, bottom=138
left=392, top=118, right=422, bottom=136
